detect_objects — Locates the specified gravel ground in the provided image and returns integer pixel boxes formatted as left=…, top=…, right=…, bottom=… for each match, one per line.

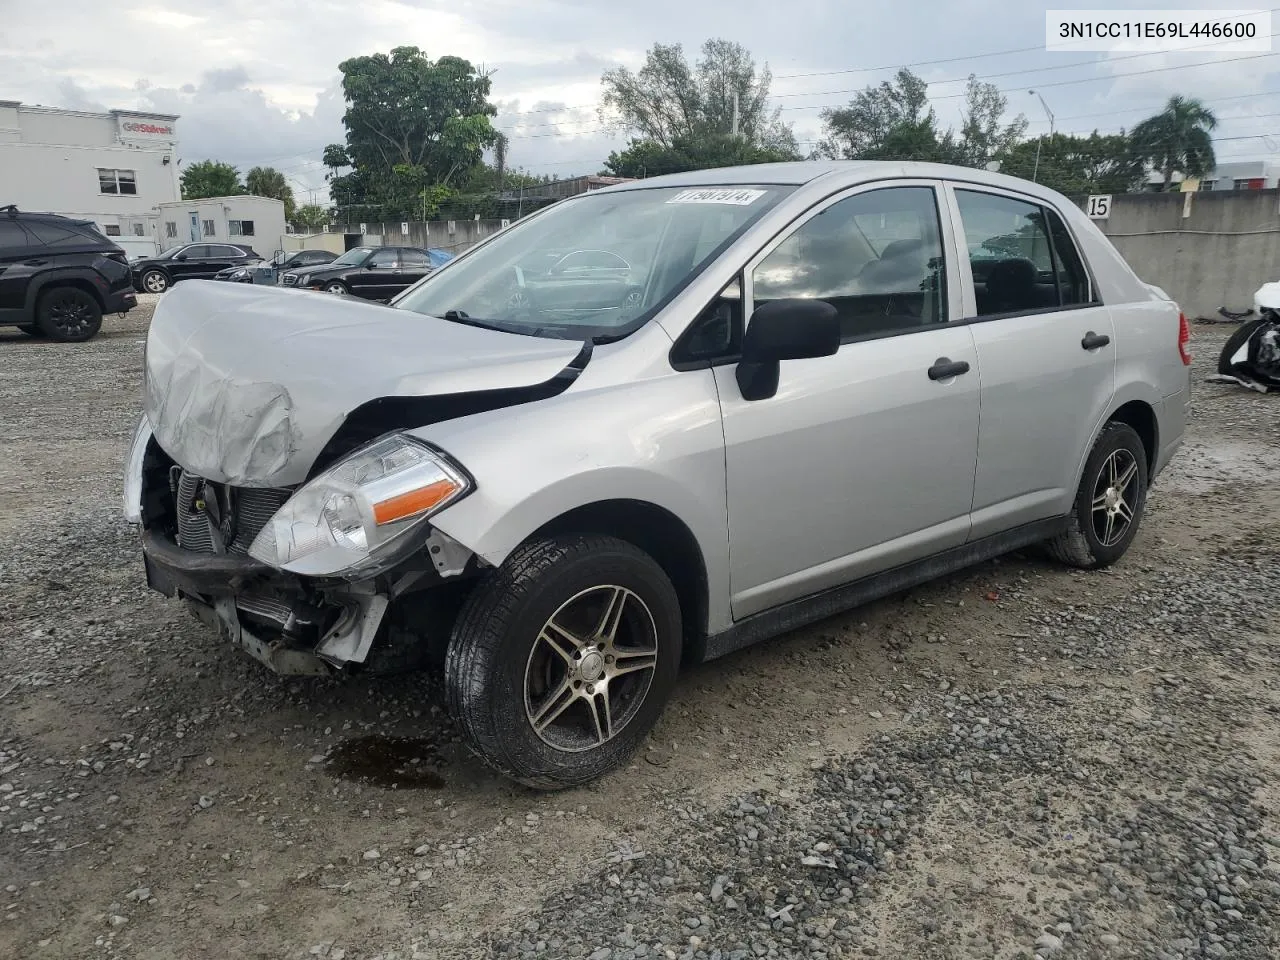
left=1, top=297, right=1278, bottom=960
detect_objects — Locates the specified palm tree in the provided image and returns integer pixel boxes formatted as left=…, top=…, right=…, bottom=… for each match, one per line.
left=1131, top=96, right=1218, bottom=190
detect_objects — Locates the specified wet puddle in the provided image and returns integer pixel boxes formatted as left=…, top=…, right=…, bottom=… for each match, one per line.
left=323, top=736, right=447, bottom=789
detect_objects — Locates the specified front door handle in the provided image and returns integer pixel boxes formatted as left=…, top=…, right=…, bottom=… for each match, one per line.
left=1081, top=331, right=1111, bottom=350
left=24, top=259, right=49, bottom=266
left=928, top=357, right=971, bottom=381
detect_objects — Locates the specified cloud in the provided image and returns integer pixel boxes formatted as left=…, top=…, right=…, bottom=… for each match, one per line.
left=3, top=0, right=1278, bottom=203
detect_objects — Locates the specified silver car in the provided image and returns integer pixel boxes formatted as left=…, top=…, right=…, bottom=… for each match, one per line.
left=124, top=162, right=1192, bottom=789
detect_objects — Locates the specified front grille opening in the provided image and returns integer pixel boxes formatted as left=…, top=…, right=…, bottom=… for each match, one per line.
left=172, top=469, right=292, bottom=555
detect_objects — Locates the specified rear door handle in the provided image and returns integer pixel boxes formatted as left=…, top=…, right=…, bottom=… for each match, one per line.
left=928, top=358, right=971, bottom=381
left=1081, top=331, right=1111, bottom=350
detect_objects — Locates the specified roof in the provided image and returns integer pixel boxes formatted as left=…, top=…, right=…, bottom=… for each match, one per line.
left=157, top=195, right=285, bottom=208
left=599, top=160, right=1075, bottom=204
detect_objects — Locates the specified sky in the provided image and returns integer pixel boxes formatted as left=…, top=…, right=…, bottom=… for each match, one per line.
left=1, top=0, right=1278, bottom=204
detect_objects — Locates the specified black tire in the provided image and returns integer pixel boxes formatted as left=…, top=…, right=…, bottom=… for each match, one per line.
left=141, top=269, right=170, bottom=294
left=16, top=324, right=41, bottom=337
left=1045, top=421, right=1148, bottom=569
left=445, top=535, right=682, bottom=790
left=1218, top=315, right=1268, bottom=374
left=36, top=287, right=103, bottom=343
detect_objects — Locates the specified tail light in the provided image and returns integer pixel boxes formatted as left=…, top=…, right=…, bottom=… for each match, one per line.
left=106, top=251, right=129, bottom=266
left=1177, top=311, right=1193, bottom=366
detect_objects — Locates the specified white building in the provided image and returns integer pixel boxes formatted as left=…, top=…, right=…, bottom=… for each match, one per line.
left=0, top=101, right=181, bottom=242
left=156, top=195, right=287, bottom=256
left=1145, top=159, right=1280, bottom=192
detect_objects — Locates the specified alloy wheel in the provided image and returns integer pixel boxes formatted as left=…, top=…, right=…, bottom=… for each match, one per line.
left=47, top=295, right=94, bottom=338
left=523, top=585, right=659, bottom=752
left=1091, top=448, right=1139, bottom=547
left=143, top=272, right=168, bottom=293
left=325, top=283, right=347, bottom=295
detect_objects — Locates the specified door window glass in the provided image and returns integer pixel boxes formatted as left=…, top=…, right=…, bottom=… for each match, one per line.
left=1043, top=207, right=1092, bottom=306
left=752, top=186, right=947, bottom=339
left=184, top=245, right=212, bottom=258
left=0, top=221, right=29, bottom=250
left=399, top=248, right=430, bottom=267
left=955, top=190, right=1061, bottom=317
left=368, top=248, right=399, bottom=267
left=25, top=221, right=81, bottom=245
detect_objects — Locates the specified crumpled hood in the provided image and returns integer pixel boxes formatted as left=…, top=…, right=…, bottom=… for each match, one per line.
left=144, top=280, right=585, bottom=487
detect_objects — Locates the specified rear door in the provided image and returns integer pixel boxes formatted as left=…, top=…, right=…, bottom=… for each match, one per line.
left=945, top=185, right=1116, bottom=538
left=197, top=244, right=244, bottom=279
left=397, top=248, right=432, bottom=291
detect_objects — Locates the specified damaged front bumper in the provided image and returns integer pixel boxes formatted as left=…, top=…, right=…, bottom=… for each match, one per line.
left=142, top=530, right=389, bottom=676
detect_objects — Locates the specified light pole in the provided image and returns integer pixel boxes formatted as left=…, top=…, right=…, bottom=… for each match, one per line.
left=1028, top=89, right=1055, bottom=183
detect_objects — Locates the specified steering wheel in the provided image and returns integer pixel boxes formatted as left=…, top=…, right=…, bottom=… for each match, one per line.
left=548, top=249, right=631, bottom=276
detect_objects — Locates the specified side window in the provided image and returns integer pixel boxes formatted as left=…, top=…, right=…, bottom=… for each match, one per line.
left=25, top=221, right=81, bottom=246
left=955, top=190, right=1061, bottom=317
left=368, top=248, right=399, bottom=267
left=751, top=186, right=947, bottom=340
left=0, top=221, right=30, bottom=251
left=216, top=245, right=246, bottom=257
left=1043, top=207, right=1093, bottom=306
left=399, top=248, right=430, bottom=267
left=184, top=245, right=211, bottom=258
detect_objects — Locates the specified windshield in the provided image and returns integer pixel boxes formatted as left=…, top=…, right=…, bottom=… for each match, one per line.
left=329, top=247, right=373, bottom=267
left=394, top=185, right=792, bottom=341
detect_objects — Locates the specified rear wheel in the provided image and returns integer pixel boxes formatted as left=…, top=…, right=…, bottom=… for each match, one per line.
left=445, top=535, right=682, bottom=789
left=1045, top=421, right=1148, bottom=569
left=36, top=287, right=103, bottom=342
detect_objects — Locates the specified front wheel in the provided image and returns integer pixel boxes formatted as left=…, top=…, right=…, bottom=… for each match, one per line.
left=1045, top=421, right=1148, bottom=569
left=141, top=270, right=169, bottom=294
left=324, top=281, right=349, bottom=295
left=445, top=535, right=682, bottom=789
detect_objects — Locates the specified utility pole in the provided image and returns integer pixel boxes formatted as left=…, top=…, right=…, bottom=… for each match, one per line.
left=1028, top=90, right=1054, bottom=184
left=1028, top=89, right=1055, bottom=136
left=731, top=92, right=740, bottom=139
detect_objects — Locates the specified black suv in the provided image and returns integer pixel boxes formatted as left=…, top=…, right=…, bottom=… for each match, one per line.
left=131, top=242, right=261, bottom=294
left=280, top=245, right=436, bottom=300
left=0, top=205, right=137, bottom=342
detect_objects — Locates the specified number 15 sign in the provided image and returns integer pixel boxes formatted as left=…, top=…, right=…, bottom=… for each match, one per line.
left=1086, top=195, right=1112, bottom=220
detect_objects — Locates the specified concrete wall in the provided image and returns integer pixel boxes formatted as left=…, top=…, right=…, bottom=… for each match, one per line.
left=1076, top=190, right=1280, bottom=320
left=313, top=218, right=510, bottom=255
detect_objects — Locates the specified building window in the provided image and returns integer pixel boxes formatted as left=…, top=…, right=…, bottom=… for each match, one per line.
left=228, top=220, right=255, bottom=237
left=202, top=219, right=216, bottom=237
left=1199, top=179, right=1217, bottom=191
left=133, top=223, right=145, bottom=237
left=104, top=225, right=122, bottom=236
left=98, top=169, right=137, bottom=195
left=165, top=221, right=178, bottom=238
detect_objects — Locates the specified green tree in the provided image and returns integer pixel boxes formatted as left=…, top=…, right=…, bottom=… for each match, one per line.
left=1001, top=132, right=1146, bottom=196
left=180, top=160, right=242, bottom=199
left=324, top=46, right=498, bottom=219
left=599, top=38, right=798, bottom=176
left=955, top=76, right=1027, bottom=167
left=293, top=204, right=330, bottom=230
left=1130, top=95, right=1217, bottom=189
left=245, top=166, right=296, bottom=220
left=603, top=133, right=798, bottom=178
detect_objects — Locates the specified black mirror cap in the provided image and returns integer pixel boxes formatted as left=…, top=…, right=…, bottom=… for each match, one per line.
left=741, top=298, right=840, bottom=364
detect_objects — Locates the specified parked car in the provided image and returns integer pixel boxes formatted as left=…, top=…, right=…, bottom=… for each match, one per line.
left=0, top=205, right=137, bottom=342
left=124, top=162, right=1191, bottom=789
left=213, top=249, right=338, bottom=285
left=131, top=242, right=261, bottom=294
left=279, top=245, right=441, bottom=300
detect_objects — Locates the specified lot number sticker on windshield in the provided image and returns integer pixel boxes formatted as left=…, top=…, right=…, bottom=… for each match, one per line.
left=666, top=188, right=766, bottom=205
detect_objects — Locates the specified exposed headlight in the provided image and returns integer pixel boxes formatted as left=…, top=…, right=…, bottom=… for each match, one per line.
left=223, top=267, right=249, bottom=280
left=123, top=415, right=152, bottom=523
left=248, top=434, right=472, bottom=579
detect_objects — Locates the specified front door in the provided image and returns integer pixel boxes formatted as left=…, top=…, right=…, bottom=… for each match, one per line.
left=355, top=247, right=401, bottom=299
left=716, top=182, right=981, bottom=619
left=945, top=186, right=1117, bottom=538
left=188, top=212, right=200, bottom=243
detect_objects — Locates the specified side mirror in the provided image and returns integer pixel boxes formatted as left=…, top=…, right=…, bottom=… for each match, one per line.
left=736, top=298, right=840, bottom=401
left=175, top=253, right=188, bottom=261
